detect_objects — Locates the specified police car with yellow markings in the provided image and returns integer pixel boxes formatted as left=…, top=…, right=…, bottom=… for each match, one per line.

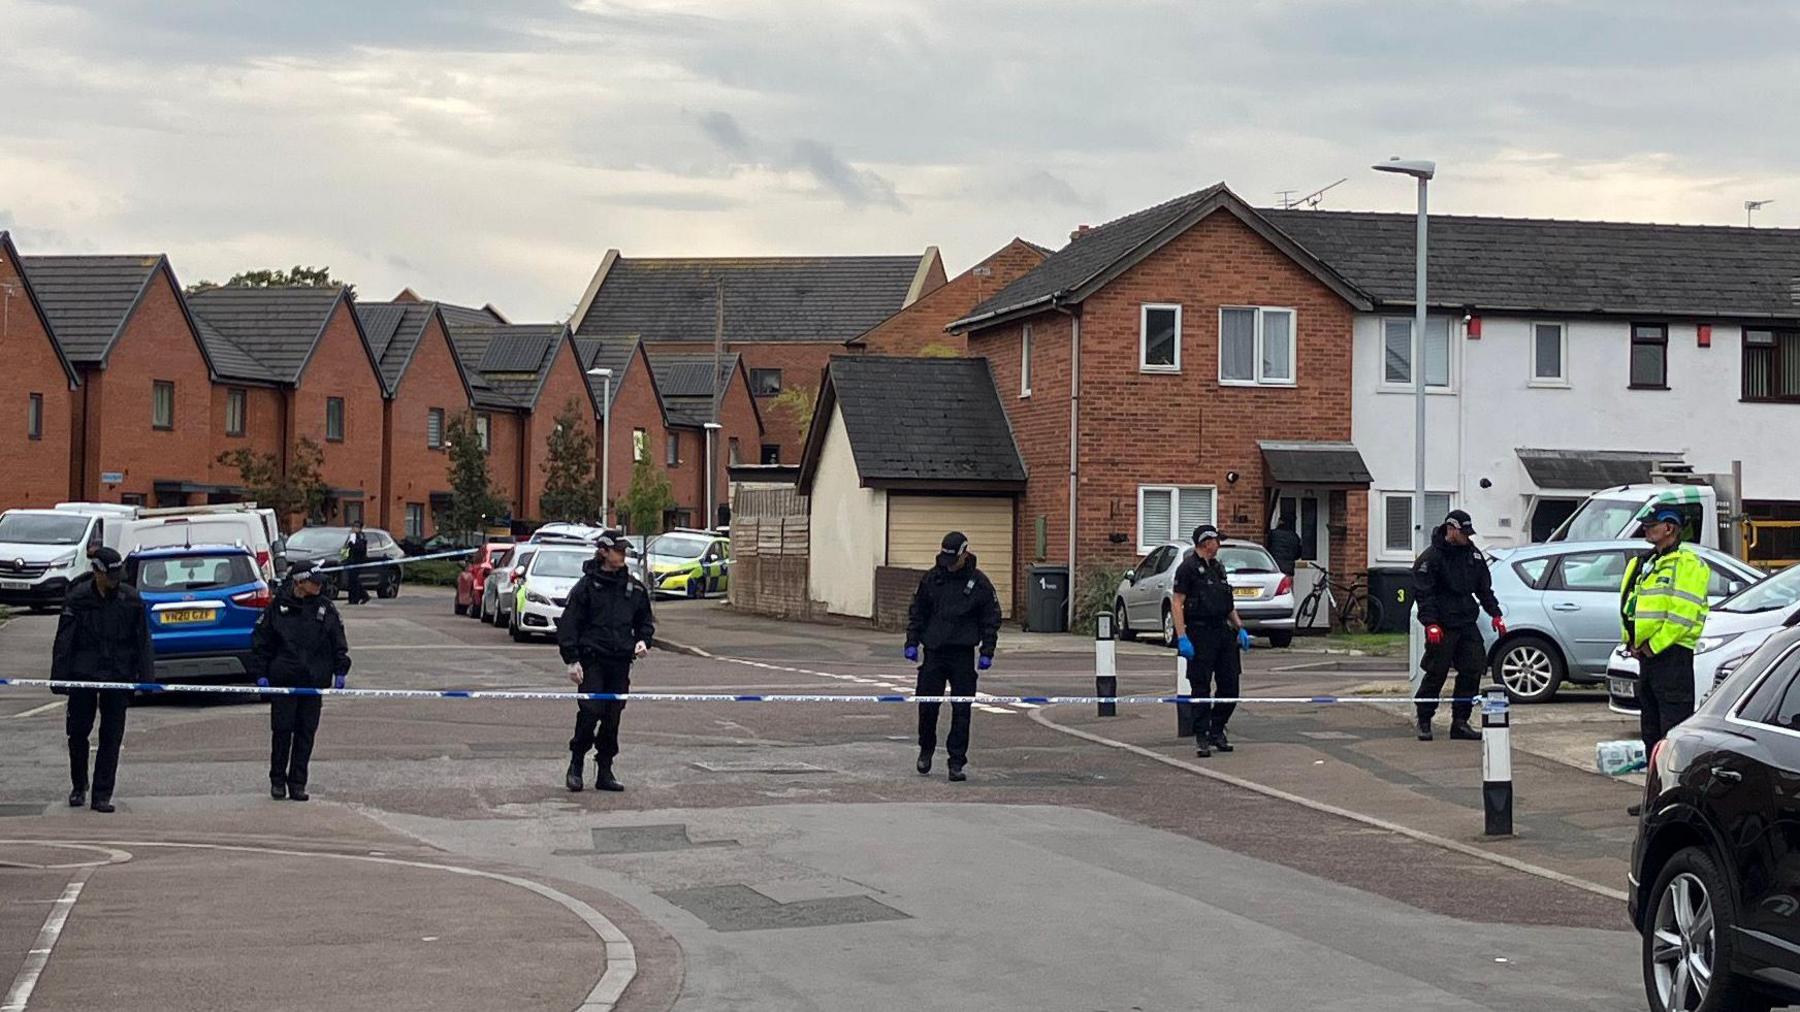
left=645, top=529, right=731, bottom=599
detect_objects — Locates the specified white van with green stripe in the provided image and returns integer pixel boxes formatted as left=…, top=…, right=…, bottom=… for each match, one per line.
left=1550, top=483, right=1722, bottom=551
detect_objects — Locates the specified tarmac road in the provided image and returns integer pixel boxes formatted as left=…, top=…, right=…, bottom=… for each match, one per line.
left=0, top=588, right=1654, bottom=1010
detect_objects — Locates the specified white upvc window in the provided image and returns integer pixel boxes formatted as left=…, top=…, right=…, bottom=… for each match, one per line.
left=1530, top=321, right=1568, bottom=387
left=1137, top=484, right=1217, bottom=553
left=1020, top=324, right=1033, bottom=398
left=1380, top=491, right=1454, bottom=557
left=1381, top=317, right=1452, bottom=390
left=1219, top=306, right=1296, bottom=386
left=1140, top=304, right=1181, bottom=373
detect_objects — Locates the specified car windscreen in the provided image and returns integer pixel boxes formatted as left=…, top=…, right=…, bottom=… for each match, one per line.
left=652, top=536, right=711, bottom=560
left=285, top=528, right=345, bottom=552
left=1717, top=562, right=1800, bottom=614
left=0, top=513, right=90, bottom=545
left=1218, top=546, right=1277, bottom=575
left=130, top=553, right=257, bottom=591
left=1553, top=498, right=1644, bottom=542
left=531, top=550, right=589, bottom=578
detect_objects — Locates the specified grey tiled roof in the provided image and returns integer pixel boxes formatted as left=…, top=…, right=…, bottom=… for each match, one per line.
left=355, top=301, right=440, bottom=392
left=1263, top=209, right=1800, bottom=318
left=186, top=286, right=347, bottom=384
left=1515, top=448, right=1681, bottom=491
left=1258, top=441, right=1372, bottom=486
left=574, top=335, right=640, bottom=411
left=574, top=255, right=922, bottom=344
left=20, top=254, right=162, bottom=365
left=191, top=315, right=274, bottom=383
left=648, top=353, right=738, bottom=398
left=445, top=321, right=571, bottom=410
left=811, top=356, right=1025, bottom=488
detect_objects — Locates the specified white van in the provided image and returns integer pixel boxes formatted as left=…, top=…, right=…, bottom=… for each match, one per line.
left=0, top=507, right=120, bottom=611
left=104, top=505, right=280, bottom=583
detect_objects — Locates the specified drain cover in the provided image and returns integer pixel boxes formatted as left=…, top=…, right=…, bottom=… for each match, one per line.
left=1299, top=731, right=1362, bottom=741
left=554, top=824, right=737, bottom=856
left=691, top=761, right=828, bottom=774
left=656, top=884, right=909, bottom=932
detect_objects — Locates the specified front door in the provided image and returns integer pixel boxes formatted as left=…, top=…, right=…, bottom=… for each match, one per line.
left=1273, top=492, right=1328, bottom=630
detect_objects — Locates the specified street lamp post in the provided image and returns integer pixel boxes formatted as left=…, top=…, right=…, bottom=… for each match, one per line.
left=587, top=366, right=613, bottom=525
left=1372, top=157, right=1435, bottom=685
left=702, top=421, right=723, bottom=531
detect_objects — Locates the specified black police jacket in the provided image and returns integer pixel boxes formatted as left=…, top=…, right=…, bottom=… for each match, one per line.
left=51, top=578, right=153, bottom=689
left=1174, top=552, right=1236, bottom=628
left=557, top=561, right=656, bottom=663
left=250, top=586, right=351, bottom=689
left=1413, top=528, right=1501, bottom=629
left=905, top=554, right=1002, bottom=656
left=344, top=533, right=369, bottom=565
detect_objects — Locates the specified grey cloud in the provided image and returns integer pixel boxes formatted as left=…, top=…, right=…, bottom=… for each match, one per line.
left=695, top=110, right=752, bottom=157
left=789, top=140, right=903, bottom=210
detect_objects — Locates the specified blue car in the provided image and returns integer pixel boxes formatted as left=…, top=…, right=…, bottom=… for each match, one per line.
left=126, top=544, right=271, bottom=685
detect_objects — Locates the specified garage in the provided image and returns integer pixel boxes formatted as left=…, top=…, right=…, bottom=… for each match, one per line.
left=888, top=495, right=1015, bottom=618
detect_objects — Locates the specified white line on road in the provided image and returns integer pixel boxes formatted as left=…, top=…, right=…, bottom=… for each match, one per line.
left=2, top=864, right=97, bottom=1012
left=5, top=701, right=64, bottom=719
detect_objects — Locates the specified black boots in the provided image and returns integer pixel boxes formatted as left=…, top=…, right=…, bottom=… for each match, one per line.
left=1449, top=720, right=1482, bottom=741
left=1209, top=730, right=1234, bottom=754
left=595, top=766, right=624, bottom=792
left=1194, top=738, right=1212, bottom=758
left=90, top=795, right=115, bottom=813
left=566, top=756, right=584, bottom=792
left=68, top=788, right=85, bottom=808
left=947, top=764, right=967, bottom=783
left=568, top=755, right=623, bottom=792
left=1415, top=716, right=1434, bottom=741
left=271, top=780, right=287, bottom=800
left=916, top=750, right=932, bottom=776
left=287, top=785, right=309, bottom=802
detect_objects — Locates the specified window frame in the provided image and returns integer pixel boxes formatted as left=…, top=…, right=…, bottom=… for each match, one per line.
left=1218, top=306, right=1298, bottom=387
left=728, top=436, right=741, bottom=467
left=475, top=412, right=492, bottom=453
left=759, top=444, right=780, bottom=465
left=27, top=392, right=43, bottom=441
left=1741, top=327, right=1800, bottom=404
left=426, top=407, right=445, bottom=450
left=1379, top=491, right=1455, bottom=559
left=225, top=386, right=247, bottom=437
left=1135, top=483, right=1217, bottom=554
left=749, top=369, right=782, bottom=397
left=1629, top=323, right=1669, bottom=390
left=152, top=380, right=176, bottom=430
left=404, top=503, right=425, bottom=541
left=1020, top=324, right=1033, bottom=398
left=1139, top=303, right=1182, bottom=374
left=666, top=430, right=679, bottom=467
left=1529, top=321, right=1569, bottom=388
left=632, top=427, right=648, bottom=463
left=1378, top=317, right=1454, bottom=393
left=325, top=397, right=346, bottom=442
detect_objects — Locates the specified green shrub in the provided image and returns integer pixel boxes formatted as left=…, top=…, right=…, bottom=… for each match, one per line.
left=404, top=559, right=464, bottom=587
left=1073, top=564, right=1132, bottom=636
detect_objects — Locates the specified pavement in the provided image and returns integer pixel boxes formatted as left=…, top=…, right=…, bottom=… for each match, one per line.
left=0, top=588, right=1663, bottom=1010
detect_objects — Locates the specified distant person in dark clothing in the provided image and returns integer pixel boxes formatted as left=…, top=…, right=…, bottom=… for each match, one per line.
left=51, top=547, right=152, bottom=813
left=341, top=520, right=370, bottom=605
left=904, top=532, right=1002, bottom=782
left=251, top=561, right=351, bottom=801
left=1174, top=525, right=1252, bottom=757
left=557, top=530, right=655, bottom=793
left=1412, top=509, right=1504, bottom=742
left=1266, top=519, right=1303, bottom=577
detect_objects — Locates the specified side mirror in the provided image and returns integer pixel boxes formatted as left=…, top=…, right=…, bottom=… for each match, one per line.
left=1125, top=571, right=1138, bottom=585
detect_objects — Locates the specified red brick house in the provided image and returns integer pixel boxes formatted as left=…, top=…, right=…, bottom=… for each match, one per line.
left=950, top=183, right=1375, bottom=624
left=0, top=233, right=78, bottom=507
left=644, top=352, right=764, bottom=529
left=187, top=286, right=387, bottom=526
left=574, top=335, right=665, bottom=527
left=569, top=248, right=945, bottom=463
left=849, top=238, right=1049, bottom=357
left=22, top=252, right=220, bottom=506
left=356, top=301, right=476, bottom=538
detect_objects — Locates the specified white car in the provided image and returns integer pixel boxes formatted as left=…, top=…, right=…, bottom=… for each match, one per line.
left=1607, top=560, right=1800, bottom=714
left=508, top=545, right=591, bottom=642
left=1113, top=539, right=1297, bottom=648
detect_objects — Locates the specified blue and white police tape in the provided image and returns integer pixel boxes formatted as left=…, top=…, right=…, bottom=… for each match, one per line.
left=317, top=547, right=479, bottom=573
left=0, top=678, right=1495, bottom=707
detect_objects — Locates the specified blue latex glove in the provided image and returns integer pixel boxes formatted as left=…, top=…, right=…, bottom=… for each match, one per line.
left=255, top=677, right=270, bottom=688
left=1237, top=628, right=1253, bottom=653
left=1177, top=636, right=1195, bottom=659
left=904, top=645, right=919, bottom=662
left=333, top=673, right=347, bottom=690
left=977, top=654, right=992, bottom=671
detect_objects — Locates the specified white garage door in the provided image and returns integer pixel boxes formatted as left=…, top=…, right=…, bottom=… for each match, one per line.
left=887, top=495, right=1014, bottom=618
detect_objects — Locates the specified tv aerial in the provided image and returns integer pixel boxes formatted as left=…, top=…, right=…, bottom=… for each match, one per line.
left=1277, top=178, right=1348, bottom=210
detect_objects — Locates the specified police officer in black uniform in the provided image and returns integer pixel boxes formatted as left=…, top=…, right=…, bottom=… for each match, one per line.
left=342, top=520, right=371, bottom=606
left=1173, top=525, right=1250, bottom=758
left=903, top=532, right=1002, bottom=782
left=250, top=560, right=351, bottom=800
left=1412, top=509, right=1505, bottom=742
left=557, top=530, right=655, bottom=793
left=52, top=547, right=152, bottom=813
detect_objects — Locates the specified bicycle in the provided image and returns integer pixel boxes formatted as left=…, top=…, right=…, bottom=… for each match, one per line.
left=1294, top=561, right=1385, bottom=634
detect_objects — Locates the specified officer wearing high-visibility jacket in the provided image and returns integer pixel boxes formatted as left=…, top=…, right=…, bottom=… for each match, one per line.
left=1622, top=507, right=1711, bottom=751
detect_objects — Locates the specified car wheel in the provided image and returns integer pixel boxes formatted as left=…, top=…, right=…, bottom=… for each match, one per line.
left=1162, top=605, right=1177, bottom=649
left=686, top=578, right=699, bottom=600
left=454, top=594, right=468, bottom=616
left=378, top=576, right=399, bottom=599
left=1642, top=846, right=1769, bottom=1012
left=482, top=598, right=495, bottom=624
left=509, top=613, right=529, bottom=643
left=1267, top=631, right=1294, bottom=649
left=1113, top=599, right=1136, bottom=642
left=1492, top=634, right=1565, bottom=704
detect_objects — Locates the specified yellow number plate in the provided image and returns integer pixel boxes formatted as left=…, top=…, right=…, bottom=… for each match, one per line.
left=159, top=609, right=214, bottom=625
left=1232, top=587, right=1259, bottom=599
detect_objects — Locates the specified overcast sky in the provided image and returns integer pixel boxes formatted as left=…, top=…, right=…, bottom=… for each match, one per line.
left=3, top=0, right=1795, bottom=320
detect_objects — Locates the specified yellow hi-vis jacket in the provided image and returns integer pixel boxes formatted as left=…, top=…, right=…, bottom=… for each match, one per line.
left=1620, top=545, right=1711, bottom=656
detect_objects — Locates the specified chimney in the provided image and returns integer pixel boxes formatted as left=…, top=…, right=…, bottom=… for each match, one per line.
left=1069, top=224, right=1092, bottom=242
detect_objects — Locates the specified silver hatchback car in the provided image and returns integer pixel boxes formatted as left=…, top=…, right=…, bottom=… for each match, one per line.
left=1114, top=539, right=1297, bottom=648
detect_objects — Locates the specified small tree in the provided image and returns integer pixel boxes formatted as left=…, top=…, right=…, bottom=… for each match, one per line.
left=917, top=341, right=961, bottom=358
left=620, top=457, right=675, bottom=535
left=442, top=412, right=507, bottom=539
left=537, top=399, right=601, bottom=522
left=768, top=386, right=816, bottom=436
left=188, top=265, right=353, bottom=297
left=216, top=436, right=329, bottom=531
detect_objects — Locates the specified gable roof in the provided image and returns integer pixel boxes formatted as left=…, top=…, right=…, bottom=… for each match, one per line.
left=355, top=300, right=472, bottom=399
left=951, top=183, right=1372, bottom=331
left=443, top=319, right=577, bottom=411
left=646, top=352, right=742, bottom=428
left=0, top=233, right=80, bottom=387
left=186, top=285, right=373, bottom=386
left=19, top=253, right=221, bottom=377
left=848, top=237, right=1051, bottom=348
left=1262, top=209, right=1800, bottom=319
left=571, top=251, right=934, bottom=345
left=797, top=356, right=1027, bottom=493
left=573, top=334, right=641, bottom=413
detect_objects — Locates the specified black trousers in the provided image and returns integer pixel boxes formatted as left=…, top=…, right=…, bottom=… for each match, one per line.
left=1418, top=623, right=1486, bottom=722
left=1639, top=646, right=1696, bottom=748
left=570, top=656, right=631, bottom=765
left=917, top=645, right=977, bottom=766
left=1185, top=624, right=1241, bottom=738
left=67, top=689, right=129, bottom=796
left=345, top=568, right=369, bottom=605
left=271, top=695, right=323, bottom=786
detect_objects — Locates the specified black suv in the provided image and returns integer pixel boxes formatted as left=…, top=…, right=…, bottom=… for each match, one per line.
left=1632, top=624, right=1800, bottom=1011
left=279, top=525, right=406, bottom=599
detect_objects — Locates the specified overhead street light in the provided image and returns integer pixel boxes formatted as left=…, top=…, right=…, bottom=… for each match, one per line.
left=703, top=421, right=724, bottom=532
left=587, top=366, right=613, bottom=525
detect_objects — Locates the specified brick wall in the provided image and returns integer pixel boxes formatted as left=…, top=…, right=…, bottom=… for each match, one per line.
left=525, top=337, right=598, bottom=521
left=873, top=565, right=925, bottom=631
left=859, top=239, right=1048, bottom=357
left=208, top=383, right=285, bottom=491
left=0, top=241, right=72, bottom=507
left=600, top=345, right=663, bottom=525
left=649, top=340, right=835, bottom=463
left=660, top=366, right=763, bottom=526
left=485, top=409, right=525, bottom=522
left=292, top=300, right=385, bottom=522
left=383, top=316, right=470, bottom=535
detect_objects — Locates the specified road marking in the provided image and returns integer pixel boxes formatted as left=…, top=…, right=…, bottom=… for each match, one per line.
left=663, top=641, right=1026, bottom=715
left=2, top=864, right=98, bottom=1012
left=0, top=838, right=637, bottom=1011
left=1026, top=707, right=1629, bottom=903
left=5, top=701, right=64, bottom=719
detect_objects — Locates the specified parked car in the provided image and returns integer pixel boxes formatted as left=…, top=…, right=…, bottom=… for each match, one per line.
left=530, top=523, right=604, bottom=545
left=98, top=503, right=281, bottom=584
left=1606, top=560, right=1800, bottom=715
left=645, top=530, right=732, bottom=599
left=0, top=508, right=108, bottom=611
left=126, top=544, right=271, bottom=686
left=1113, top=539, right=1297, bottom=648
left=400, top=531, right=477, bottom=557
left=508, top=544, right=592, bottom=642
left=1629, top=624, right=1800, bottom=1012
left=282, top=525, right=406, bottom=599
left=1480, top=540, right=1761, bottom=703
left=456, top=542, right=514, bottom=617
left=480, top=546, right=535, bottom=626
